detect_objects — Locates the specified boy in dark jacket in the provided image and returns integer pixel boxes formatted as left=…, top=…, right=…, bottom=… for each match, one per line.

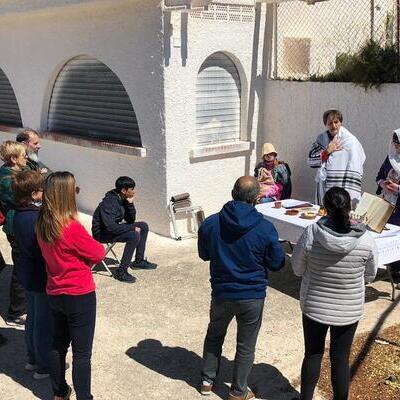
left=12, top=170, right=52, bottom=379
left=92, top=176, right=157, bottom=283
left=198, top=176, right=285, bottom=400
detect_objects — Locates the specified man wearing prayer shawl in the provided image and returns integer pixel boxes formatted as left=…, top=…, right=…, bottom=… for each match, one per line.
left=307, top=110, right=366, bottom=207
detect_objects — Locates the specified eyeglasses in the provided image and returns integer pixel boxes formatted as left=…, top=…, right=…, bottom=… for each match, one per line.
left=75, top=186, right=80, bottom=195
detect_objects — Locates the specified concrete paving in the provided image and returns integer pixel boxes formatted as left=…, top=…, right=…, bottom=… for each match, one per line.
left=0, top=214, right=398, bottom=400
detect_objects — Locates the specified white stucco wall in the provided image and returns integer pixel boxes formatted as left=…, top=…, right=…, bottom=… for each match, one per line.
left=263, top=81, right=400, bottom=202
left=0, top=0, right=170, bottom=234
left=163, top=4, right=270, bottom=223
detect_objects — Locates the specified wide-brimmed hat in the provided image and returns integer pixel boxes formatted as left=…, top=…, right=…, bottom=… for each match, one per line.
left=262, top=142, right=277, bottom=156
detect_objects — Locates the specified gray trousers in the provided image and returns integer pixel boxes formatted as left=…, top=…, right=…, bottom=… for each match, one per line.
left=201, top=297, right=265, bottom=396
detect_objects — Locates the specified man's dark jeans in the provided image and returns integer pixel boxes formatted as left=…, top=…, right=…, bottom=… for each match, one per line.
left=100, top=222, right=149, bottom=268
left=201, top=298, right=265, bottom=396
left=49, top=292, right=96, bottom=400
left=6, top=235, right=26, bottom=319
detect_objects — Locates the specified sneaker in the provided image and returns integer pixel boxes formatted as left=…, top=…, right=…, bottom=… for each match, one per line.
left=114, top=268, right=136, bottom=283
left=200, top=381, right=213, bottom=395
left=6, top=314, right=27, bottom=329
left=131, top=259, right=158, bottom=270
left=33, top=371, right=50, bottom=380
left=24, top=363, right=37, bottom=371
left=228, top=389, right=256, bottom=400
left=53, top=385, right=72, bottom=400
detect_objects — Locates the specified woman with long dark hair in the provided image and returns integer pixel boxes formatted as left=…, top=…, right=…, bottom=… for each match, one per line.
left=292, top=187, right=378, bottom=400
left=37, top=172, right=105, bottom=400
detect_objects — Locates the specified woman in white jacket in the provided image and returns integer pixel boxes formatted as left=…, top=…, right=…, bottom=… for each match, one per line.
left=292, top=187, right=378, bottom=400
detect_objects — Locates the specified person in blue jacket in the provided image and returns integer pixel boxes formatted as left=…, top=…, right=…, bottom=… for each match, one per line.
left=198, top=176, right=285, bottom=400
left=12, top=170, right=53, bottom=379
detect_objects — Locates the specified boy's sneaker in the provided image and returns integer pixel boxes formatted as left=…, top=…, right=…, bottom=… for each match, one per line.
left=228, top=389, right=255, bottom=400
left=6, top=314, right=27, bottom=329
left=131, top=259, right=158, bottom=270
left=33, top=371, right=50, bottom=380
left=24, top=363, right=37, bottom=371
left=200, top=381, right=213, bottom=395
left=54, top=385, right=72, bottom=400
left=114, top=268, right=136, bottom=283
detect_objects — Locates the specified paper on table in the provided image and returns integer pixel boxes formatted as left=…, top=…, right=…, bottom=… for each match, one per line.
left=281, top=199, right=314, bottom=209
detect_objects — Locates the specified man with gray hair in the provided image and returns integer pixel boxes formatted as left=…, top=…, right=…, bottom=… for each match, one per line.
left=198, top=176, right=285, bottom=400
left=16, top=128, right=50, bottom=175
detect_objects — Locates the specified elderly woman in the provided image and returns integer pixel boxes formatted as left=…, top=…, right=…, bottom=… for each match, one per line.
left=307, top=110, right=366, bottom=206
left=0, top=141, right=28, bottom=326
left=376, top=128, right=400, bottom=279
left=254, top=142, right=291, bottom=202
left=292, top=187, right=377, bottom=400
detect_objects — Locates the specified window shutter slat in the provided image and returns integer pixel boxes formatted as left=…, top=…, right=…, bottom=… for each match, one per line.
left=0, top=69, right=22, bottom=127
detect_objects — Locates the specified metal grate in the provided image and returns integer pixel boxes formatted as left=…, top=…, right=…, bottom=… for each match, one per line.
left=48, top=55, right=142, bottom=147
left=0, top=69, right=22, bottom=127
left=190, top=2, right=254, bottom=23
left=196, top=52, right=241, bottom=145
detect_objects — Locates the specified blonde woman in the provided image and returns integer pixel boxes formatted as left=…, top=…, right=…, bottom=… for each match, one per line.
left=37, top=172, right=105, bottom=400
left=0, top=140, right=28, bottom=326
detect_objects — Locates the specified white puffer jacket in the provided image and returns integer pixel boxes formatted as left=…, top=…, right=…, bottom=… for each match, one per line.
left=292, top=218, right=378, bottom=326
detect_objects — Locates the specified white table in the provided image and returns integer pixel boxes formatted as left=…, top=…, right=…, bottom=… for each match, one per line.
left=256, top=200, right=400, bottom=266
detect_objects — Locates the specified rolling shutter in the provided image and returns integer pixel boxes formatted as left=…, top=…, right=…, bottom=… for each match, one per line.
left=0, top=69, right=22, bottom=127
left=196, top=52, right=241, bottom=145
left=48, top=56, right=142, bottom=147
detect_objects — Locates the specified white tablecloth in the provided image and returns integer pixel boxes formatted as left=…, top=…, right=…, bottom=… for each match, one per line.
left=256, top=200, right=400, bottom=265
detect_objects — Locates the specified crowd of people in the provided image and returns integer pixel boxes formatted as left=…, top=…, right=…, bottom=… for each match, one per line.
left=0, top=110, right=398, bottom=400
left=0, top=130, right=156, bottom=400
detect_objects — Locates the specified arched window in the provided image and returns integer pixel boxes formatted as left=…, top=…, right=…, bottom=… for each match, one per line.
left=0, top=68, right=22, bottom=127
left=196, top=52, right=241, bottom=145
left=48, top=55, right=141, bottom=147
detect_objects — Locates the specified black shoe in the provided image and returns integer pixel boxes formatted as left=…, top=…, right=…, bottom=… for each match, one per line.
left=131, top=259, right=158, bottom=270
left=114, top=268, right=136, bottom=283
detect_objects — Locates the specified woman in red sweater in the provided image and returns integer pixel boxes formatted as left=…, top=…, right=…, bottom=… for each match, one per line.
left=37, top=172, right=105, bottom=400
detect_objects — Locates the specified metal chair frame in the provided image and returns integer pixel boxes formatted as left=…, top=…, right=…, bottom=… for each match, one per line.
left=91, top=242, right=120, bottom=277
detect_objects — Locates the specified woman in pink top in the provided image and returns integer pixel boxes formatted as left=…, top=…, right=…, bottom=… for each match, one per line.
left=37, top=172, right=105, bottom=400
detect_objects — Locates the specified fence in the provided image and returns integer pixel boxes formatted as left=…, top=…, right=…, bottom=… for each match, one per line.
left=275, top=0, right=400, bottom=79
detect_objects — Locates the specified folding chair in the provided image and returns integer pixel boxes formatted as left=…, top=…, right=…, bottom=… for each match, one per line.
left=91, top=242, right=120, bottom=276
left=168, top=193, right=204, bottom=240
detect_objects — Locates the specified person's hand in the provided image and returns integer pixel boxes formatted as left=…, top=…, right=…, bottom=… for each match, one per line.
left=326, top=136, right=343, bottom=154
left=135, top=226, right=141, bottom=233
left=126, top=195, right=135, bottom=204
left=40, top=167, right=48, bottom=174
left=384, top=180, right=399, bottom=193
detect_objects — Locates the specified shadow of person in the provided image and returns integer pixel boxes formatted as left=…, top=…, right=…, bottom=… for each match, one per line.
left=0, top=327, right=52, bottom=400
left=126, top=339, right=299, bottom=400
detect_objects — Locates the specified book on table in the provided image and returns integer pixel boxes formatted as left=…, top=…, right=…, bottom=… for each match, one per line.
left=353, top=192, right=395, bottom=233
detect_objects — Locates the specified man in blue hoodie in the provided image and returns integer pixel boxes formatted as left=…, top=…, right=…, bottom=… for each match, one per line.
left=198, top=176, right=285, bottom=400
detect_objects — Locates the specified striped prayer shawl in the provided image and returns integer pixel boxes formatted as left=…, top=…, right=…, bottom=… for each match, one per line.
left=309, top=127, right=366, bottom=205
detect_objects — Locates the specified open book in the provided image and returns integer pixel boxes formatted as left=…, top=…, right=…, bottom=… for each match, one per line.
left=353, top=192, right=395, bottom=233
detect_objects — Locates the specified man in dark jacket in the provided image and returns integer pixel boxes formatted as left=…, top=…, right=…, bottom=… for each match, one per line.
left=92, top=176, right=157, bottom=283
left=198, top=176, right=285, bottom=400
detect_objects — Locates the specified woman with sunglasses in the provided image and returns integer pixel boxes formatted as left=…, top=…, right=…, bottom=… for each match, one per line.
left=37, top=172, right=105, bottom=400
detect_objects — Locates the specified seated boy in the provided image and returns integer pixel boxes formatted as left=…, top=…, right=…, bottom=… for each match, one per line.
left=92, top=176, right=157, bottom=283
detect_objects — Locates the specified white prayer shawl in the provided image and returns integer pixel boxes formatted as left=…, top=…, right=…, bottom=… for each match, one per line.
left=314, top=127, right=366, bottom=205
left=383, top=129, right=400, bottom=205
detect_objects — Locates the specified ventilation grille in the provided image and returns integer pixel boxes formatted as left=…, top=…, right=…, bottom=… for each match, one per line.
left=48, top=55, right=142, bottom=147
left=0, top=69, right=22, bottom=127
left=190, top=3, right=254, bottom=23
left=196, top=52, right=241, bottom=145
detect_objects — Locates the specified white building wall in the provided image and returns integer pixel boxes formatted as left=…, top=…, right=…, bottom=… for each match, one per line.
left=263, top=81, right=400, bottom=202
left=163, top=4, right=270, bottom=223
left=0, top=0, right=170, bottom=235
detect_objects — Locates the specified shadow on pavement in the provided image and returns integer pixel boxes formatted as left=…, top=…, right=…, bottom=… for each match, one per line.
left=126, top=339, right=299, bottom=400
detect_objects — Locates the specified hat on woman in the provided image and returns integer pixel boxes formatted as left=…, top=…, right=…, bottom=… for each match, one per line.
left=262, top=143, right=277, bottom=156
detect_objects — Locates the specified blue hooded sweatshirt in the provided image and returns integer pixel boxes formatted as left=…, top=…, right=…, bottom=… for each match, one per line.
left=198, top=200, right=285, bottom=300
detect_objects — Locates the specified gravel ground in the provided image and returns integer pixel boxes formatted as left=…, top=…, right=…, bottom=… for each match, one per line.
left=0, top=214, right=398, bottom=400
